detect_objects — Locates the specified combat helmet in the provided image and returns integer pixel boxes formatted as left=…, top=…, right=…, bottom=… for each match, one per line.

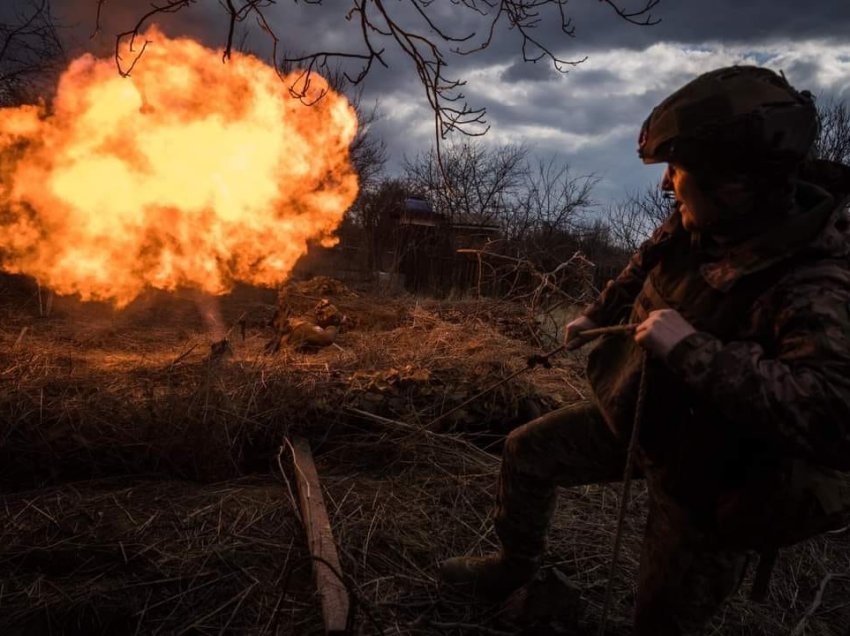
left=638, top=66, right=817, bottom=174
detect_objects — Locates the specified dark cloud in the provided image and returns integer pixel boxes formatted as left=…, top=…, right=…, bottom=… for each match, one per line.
left=18, top=1, right=850, bottom=78
left=407, top=0, right=850, bottom=87
left=44, top=0, right=223, bottom=56
left=499, top=59, right=560, bottom=83
left=478, top=77, right=660, bottom=138
left=641, top=1, right=850, bottom=46
left=3, top=0, right=848, bottom=207
left=500, top=0, right=850, bottom=56
left=567, top=68, right=623, bottom=90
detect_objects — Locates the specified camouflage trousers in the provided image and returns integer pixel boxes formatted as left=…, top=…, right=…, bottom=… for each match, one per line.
left=494, top=401, right=747, bottom=636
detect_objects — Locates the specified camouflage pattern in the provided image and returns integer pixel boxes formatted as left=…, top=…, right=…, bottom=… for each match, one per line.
left=492, top=162, right=850, bottom=634
left=638, top=66, right=817, bottom=173
left=634, top=486, right=748, bottom=635
left=494, top=402, right=626, bottom=560
left=496, top=402, right=749, bottom=635
left=584, top=169, right=850, bottom=535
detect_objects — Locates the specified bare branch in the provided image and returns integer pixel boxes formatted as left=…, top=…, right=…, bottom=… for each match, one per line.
left=814, top=98, right=850, bottom=166
left=102, top=0, right=662, bottom=143
left=112, top=1, right=279, bottom=76
left=0, top=0, right=65, bottom=105
left=404, top=141, right=529, bottom=226
left=604, top=186, right=671, bottom=252
left=114, top=0, right=196, bottom=77
left=600, top=0, right=661, bottom=26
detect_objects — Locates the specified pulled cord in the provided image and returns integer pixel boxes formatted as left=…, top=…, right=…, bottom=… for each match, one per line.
left=598, top=351, right=649, bottom=635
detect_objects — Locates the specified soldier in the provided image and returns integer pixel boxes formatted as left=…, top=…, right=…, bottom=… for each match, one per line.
left=440, top=66, right=850, bottom=634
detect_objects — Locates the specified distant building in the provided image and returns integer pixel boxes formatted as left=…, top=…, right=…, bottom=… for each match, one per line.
left=397, top=197, right=444, bottom=227
left=389, top=197, right=501, bottom=294
left=449, top=212, right=501, bottom=250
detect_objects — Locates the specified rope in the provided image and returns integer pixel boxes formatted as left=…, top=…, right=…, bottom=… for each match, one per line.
left=598, top=351, right=649, bottom=636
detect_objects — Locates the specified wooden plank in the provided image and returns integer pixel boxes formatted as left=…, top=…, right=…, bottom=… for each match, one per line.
left=291, top=437, right=350, bottom=634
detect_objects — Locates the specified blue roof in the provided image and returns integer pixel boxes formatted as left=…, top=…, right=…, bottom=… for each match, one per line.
left=404, top=197, right=434, bottom=213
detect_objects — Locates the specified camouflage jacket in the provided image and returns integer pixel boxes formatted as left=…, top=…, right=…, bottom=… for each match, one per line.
left=583, top=162, right=850, bottom=547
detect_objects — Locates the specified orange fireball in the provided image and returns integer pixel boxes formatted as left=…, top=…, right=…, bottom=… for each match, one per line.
left=0, top=27, right=358, bottom=306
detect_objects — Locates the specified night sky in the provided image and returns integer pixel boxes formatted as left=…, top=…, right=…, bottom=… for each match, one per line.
left=7, top=0, right=850, bottom=206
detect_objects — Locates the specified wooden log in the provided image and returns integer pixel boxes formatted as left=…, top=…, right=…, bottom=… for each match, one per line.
left=291, top=437, right=350, bottom=634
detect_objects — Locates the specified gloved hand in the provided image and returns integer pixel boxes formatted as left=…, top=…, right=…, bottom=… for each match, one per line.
left=563, top=315, right=598, bottom=350
left=634, top=309, right=696, bottom=359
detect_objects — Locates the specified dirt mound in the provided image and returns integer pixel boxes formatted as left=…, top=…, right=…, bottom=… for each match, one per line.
left=289, top=275, right=359, bottom=298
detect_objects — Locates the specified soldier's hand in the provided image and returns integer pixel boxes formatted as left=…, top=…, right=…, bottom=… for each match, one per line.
left=564, top=315, right=598, bottom=350
left=634, top=309, right=696, bottom=359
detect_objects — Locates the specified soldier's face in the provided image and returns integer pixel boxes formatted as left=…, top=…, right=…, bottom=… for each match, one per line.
left=662, top=163, right=723, bottom=232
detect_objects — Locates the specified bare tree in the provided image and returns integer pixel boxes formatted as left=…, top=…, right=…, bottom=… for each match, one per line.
left=100, top=1, right=661, bottom=142
left=405, top=143, right=597, bottom=244
left=510, top=158, right=597, bottom=243
left=404, top=141, right=529, bottom=226
left=604, top=185, right=672, bottom=252
left=348, top=96, right=387, bottom=191
left=404, top=141, right=601, bottom=315
left=0, top=0, right=65, bottom=106
left=814, top=98, right=850, bottom=166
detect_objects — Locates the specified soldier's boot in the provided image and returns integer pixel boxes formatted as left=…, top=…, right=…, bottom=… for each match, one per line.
left=438, top=552, right=539, bottom=601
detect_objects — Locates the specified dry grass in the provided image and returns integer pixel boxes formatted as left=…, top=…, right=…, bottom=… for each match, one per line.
left=0, top=477, right=321, bottom=634
left=0, top=274, right=848, bottom=635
